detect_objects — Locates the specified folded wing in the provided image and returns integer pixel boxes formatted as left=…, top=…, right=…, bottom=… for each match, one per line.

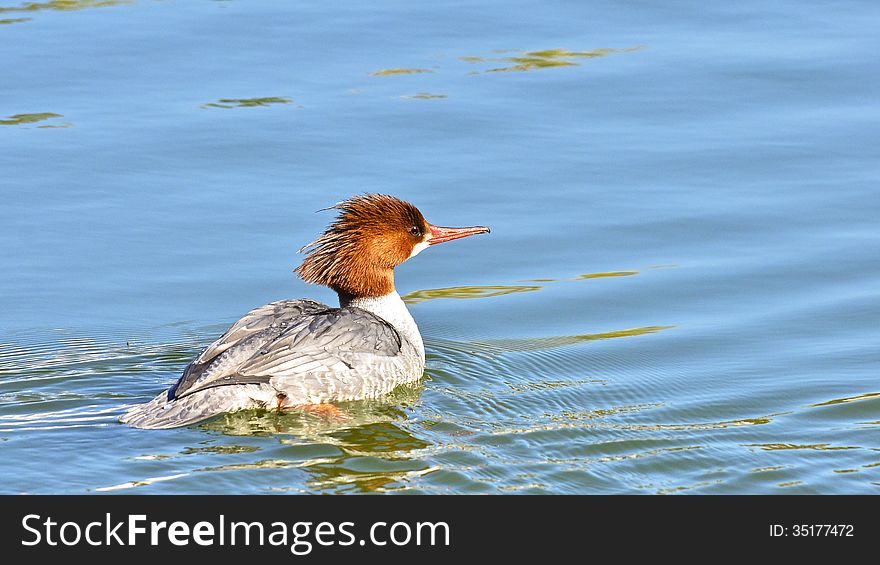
left=169, top=299, right=407, bottom=402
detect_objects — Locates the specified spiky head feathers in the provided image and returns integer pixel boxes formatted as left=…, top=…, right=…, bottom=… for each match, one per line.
left=296, top=194, right=430, bottom=298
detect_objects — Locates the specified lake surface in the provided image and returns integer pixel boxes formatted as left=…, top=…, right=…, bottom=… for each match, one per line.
left=1, top=0, right=878, bottom=494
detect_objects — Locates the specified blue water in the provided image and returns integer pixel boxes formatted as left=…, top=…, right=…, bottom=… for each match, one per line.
left=1, top=0, right=878, bottom=493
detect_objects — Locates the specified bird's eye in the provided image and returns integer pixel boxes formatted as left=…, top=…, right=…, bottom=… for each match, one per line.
left=409, top=226, right=421, bottom=236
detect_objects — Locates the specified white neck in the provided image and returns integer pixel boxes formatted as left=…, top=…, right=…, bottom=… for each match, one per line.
left=338, top=291, right=425, bottom=360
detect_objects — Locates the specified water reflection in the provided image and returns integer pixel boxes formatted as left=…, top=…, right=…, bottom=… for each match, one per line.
left=187, top=419, right=431, bottom=493
left=468, top=325, right=672, bottom=354
left=305, top=460, right=436, bottom=493
left=188, top=384, right=431, bottom=492
left=196, top=459, right=320, bottom=473
left=461, top=46, right=642, bottom=73
left=303, top=422, right=433, bottom=493
left=505, top=378, right=607, bottom=393
left=0, top=112, right=64, bottom=126
left=573, top=271, right=638, bottom=280
left=95, top=472, right=189, bottom=492
left=0, top=0, right=129, bottom=14
left=403, top=270, right=643, bottom=304
left=401, top=92, right=447, bottom=100
left=810, top=392, right=880, bottom=407
left=197, top=381, right=424, bottom=438
left=403, top=284, right=542, bottom=304
left=180, top=444, right=259, bottom=455
left=0, top=16, right=31, bottom=23
left=744, top=443, right=860, bottom=451
left=370, top=68, right=433, bottom=76
left=615, top=415, right=780, bottom=432
left=201, top=97, right=292, bottom=109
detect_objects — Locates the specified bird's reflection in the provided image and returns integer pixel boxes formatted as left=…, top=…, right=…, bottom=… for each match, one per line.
left=196, top=382, right=431, bottom=492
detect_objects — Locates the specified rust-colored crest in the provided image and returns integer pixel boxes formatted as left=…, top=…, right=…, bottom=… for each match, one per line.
left=296, top=194, right=429, bottom=298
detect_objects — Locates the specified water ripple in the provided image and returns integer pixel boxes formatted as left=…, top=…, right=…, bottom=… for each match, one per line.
left=460, top=46, right=643, bottom=73
left=201, top=97, right=293, bottom=109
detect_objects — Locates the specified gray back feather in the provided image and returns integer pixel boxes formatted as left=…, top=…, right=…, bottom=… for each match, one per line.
left=170, top=299, right=405, bottom=400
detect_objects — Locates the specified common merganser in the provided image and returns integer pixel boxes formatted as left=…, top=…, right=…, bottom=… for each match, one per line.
left=120, top=194, right=489, bottom=429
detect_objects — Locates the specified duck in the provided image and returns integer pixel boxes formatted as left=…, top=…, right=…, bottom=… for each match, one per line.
left=120, top=194, right=489, bottom=428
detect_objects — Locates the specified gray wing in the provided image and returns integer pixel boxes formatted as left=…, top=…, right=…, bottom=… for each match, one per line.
left=194, top=299, right=327, bottom=364
left=238, top=307, right=401, bottom=374
left=170, top=299, right=328, bottom=399
left=240, top=308, right=411, bottom=404
left=170, top=301, right=407, bottom=401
